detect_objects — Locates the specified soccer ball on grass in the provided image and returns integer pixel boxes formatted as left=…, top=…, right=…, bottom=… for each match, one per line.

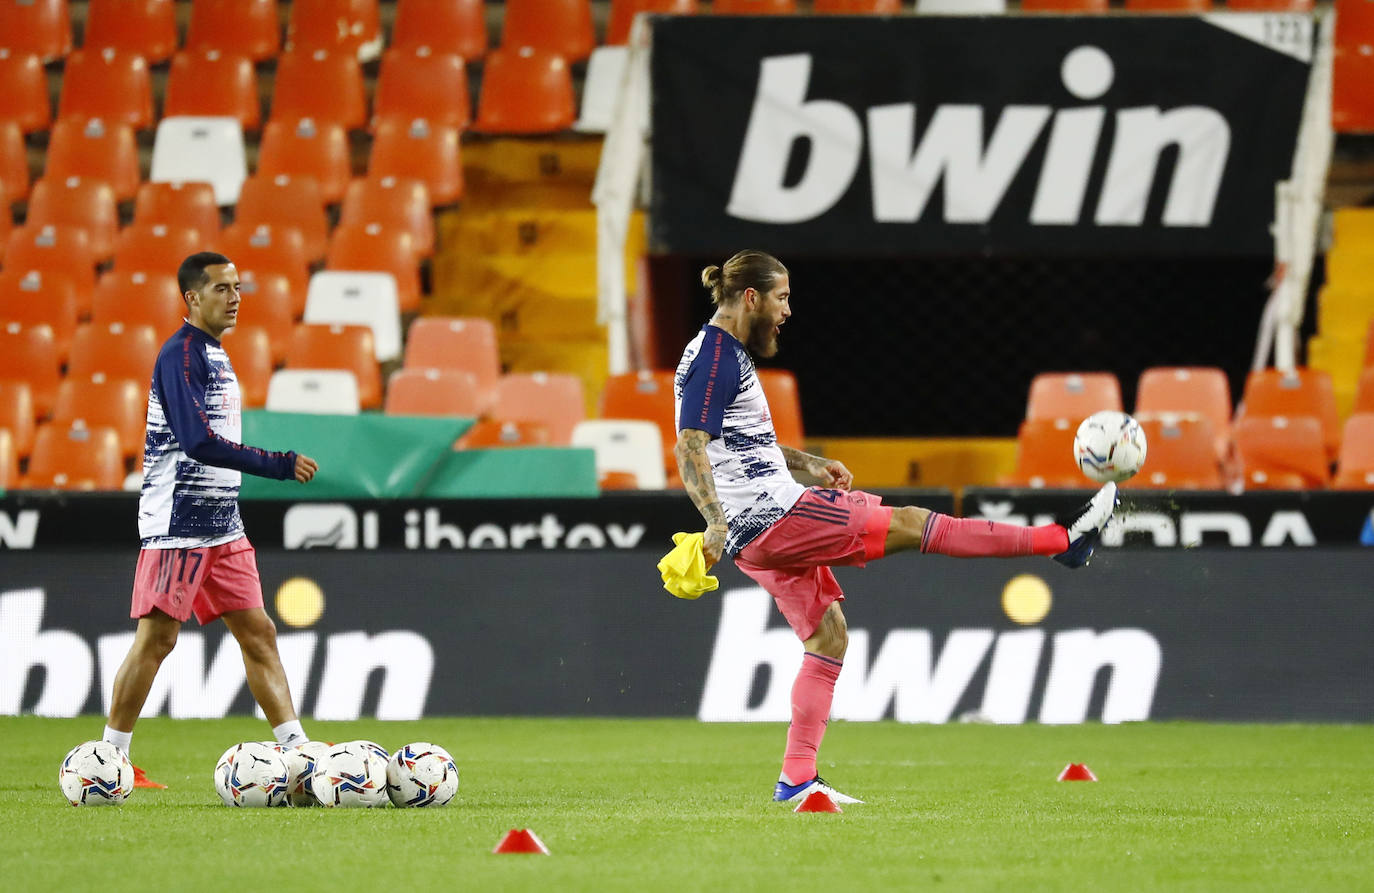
left=311, top=741, right=389, bottom=808
left=1073, top=411, right=1147, bottom=483
left=59, top=741, right=134, bottom=806
left=387, top=742, right=459, bottom=807
left=282, top=741, right=332, bottom=807
left=214, top=741, right=290, bottom=807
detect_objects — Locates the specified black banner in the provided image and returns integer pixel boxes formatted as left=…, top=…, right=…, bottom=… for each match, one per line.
left=650, top=14, right=1311, bottom=256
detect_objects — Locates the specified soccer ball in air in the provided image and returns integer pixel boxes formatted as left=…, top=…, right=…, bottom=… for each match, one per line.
left=214, top=742, right=290, bottom=807
left=59, top=741, right=134, bottom=806
left=1073, top=411, right=1148, bottom=483
left=282, top=741, right=331, bottom=807
left=311, top=741, right=389, bottom=808
left=387, top=742, right=459, bottom=807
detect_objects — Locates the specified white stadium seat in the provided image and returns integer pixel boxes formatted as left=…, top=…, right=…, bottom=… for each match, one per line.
left=917, top=0, right=1006, bottom=12
left=303, top=271, right=403, bottom=363
left=265, top=369, right=361, bottom=415
left=571, top=419, right=667, bottom=489
left=149, top=116, right=248, bottom=206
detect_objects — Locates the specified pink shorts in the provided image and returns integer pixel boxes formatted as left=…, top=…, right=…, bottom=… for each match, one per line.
left=734, top=488, right=894, bottom=640
left=131, top=537, right=264, bottom=625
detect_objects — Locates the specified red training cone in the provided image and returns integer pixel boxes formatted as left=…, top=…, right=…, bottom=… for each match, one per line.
left=793, top=790, right=842, bottom=813
left=493, top=829, right=551, bottom=854
left=1057, top=763, right=1098, bottom=782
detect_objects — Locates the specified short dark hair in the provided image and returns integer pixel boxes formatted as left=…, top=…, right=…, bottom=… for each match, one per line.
left=177, top=251, right=233, bottom=296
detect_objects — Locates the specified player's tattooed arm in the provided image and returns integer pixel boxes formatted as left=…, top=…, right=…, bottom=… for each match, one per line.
left=675, top=428, right=727, bottom=566
left=780, top=445, right=854, bottom=491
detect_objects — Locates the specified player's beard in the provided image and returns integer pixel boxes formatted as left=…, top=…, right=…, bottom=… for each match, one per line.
left=747, top=314, right=780, bottom=358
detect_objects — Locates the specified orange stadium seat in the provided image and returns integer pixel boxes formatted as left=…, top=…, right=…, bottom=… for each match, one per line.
left=1333, top=413, right=1374, bottom=489
left=607, top=0, right=697, bottom=45
left=257, top=118, right=353, bottom=205
left=1241, top=367, right=1340, bottom=461
left=325, top=223, right=422, bottom=313
left=25, top=423, right=124, bottom=490
left=1355, top=365, right=1374, bottom=415
left=0, top=51, right=52, bottom=133
left=5, top=224, right=98, bottom=292
left=186, top=0, right=280, bottom=62
left=45, top=117, right=140, bottom=200
left=1001, top=418, right=1087, bottom=489
left=271, top=50, right=368, bottom=130
left=404, top=316, right=500, bottom=405
left=1021, top=0, right=1108, bottom=9
left=285, top=323, right=382, bottom=409
left=53, top=375, right=146, bottom=459
left=1135, top=366, right=1233, bottom=458
left=220, top=324, right=273, bottom=407
left=599, top=369, right=677, bottom=481
left=25, top=176, right=119, bottom=261
left=713, top=0, right=797, bottom=12
left=235, top=271, right=298, bottom=360
left=392, top=0, right=489, bottom=60
left=0, top=0, right=72, bottom=62
left=0, top=266, right=86, bottom=321
left=0, top=269, right=80, bottom=362
left=0, top=382, right=36, bottom=459
left=757, top=368, right=804, bottom=449
left=164, top=51, right=261, bottom=132
left=368, top=118, right=464, bottom=206
left=235, top=175, right=330, bottom=262
left=84, top=0, right=177, bottom=63
left=288, top=0, right=381, bottom=56
left=1132, top=416, right=1223, bottom=490
left=454, top=419, right=551, bottom=449
left=57, top=48, right=153, bottom=130
left=502, top=0, right=595, bottom=63
left=214, top=223, right=311, bottom=298
left=113, top=224, right=207, bottom=278
left=1336, top=0, right=1374, bottom=49
left=374, top=48, right=471, bottom=132
left=342, top=177, right=434, bottom=257
left=0, top=186, right=8, bottom=261
left=134, top=182, right=221, bottom=239
left=472, top=47, right=575, bottom=135
left=0, top=323, right=61, bottom=417
left=0, top=428, right=13, bottom=488
left=1025, top=372, right=1122, bottom=422
left=68, top=322, right=161, bottom=383
left=813, top=0, right=899, bottom=10
left=1332, top=48, right=1374, bottom=134
left=1124, top=0, right=1210, bottom=8
left=1233, top=415, right=1329, bottom=490
left=0, top=121, right=32, bottom=202
left=92, top=271, right=185, bottom=336
left=492, top=372, right=585, bottom=445
left=385, top=368, right=486, bottom=417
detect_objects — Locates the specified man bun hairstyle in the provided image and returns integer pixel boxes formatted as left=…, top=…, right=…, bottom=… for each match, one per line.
left=177, top=251, right=233, bottom=299
left=700, top=250, right=787, bottom=306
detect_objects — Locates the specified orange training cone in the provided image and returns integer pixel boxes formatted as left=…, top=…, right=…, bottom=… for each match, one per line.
left=793, top=790, right=842, bottom=813
left=1057, top=763, right=1098, bottom=782
left=493, top=829, right=551, bottom=854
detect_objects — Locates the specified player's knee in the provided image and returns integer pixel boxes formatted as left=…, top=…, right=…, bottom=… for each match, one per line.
left=135, top=621, right=179, bottom=660
left=811, top=605, right=848, bottom=659
left=235, top=614, right=279, bottom=659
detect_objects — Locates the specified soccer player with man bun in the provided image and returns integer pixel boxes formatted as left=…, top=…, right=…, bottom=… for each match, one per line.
left=674, top=249, right=1119, bottom=804
left=96, top=252, right=320, bottom=788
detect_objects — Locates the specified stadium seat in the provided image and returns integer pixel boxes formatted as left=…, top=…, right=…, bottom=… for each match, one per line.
left=1132, top=415, right=1223, bottom=490
left=0, top=381, right=36, bottom=459
left=0, top=428, right=13, bottom=489
left=919, top=0, right=1007, bottom=8
left=0, top=50, right=52, bottom=133
left=1240, top=368, right=1340, bottom=461
left=67, top=322, right=160, bottom=383
left=571, top=419, right=667, bottom=489
left=1355, top=366, right=1374, bottom=414
left=84, top=0, right=177, bottom=63
left=135, top=182, right=221, bottom=240
left=391, top=0, right=488, bottom=60
left=757, top=369, right=804, bottom=449
left=1333, top=413, right=1374, bottom=489
left=1336, top=0, right=1374, bottom=49
left=0, top=186, right=8, bottom=262
left=150, top=117, right=249, bottom=206
left=374, top=48, right=471, bottom=132
left=1135, top=366, right=1233, bottom=458
left=341, top=177, right=434, bottom=257
left=287, top=0, right=382, bottom=58
left=266, top=368, right=362, bottom=414
left=1025, top=372, right=1123, bottom=422
left=1332, top=48, right=1374, bottom=134
left=113, top=224, right=207, bottom=277
left=472, top=47, right=576, bottom=135
left=1001, top=418, right=1087, bottom=489
left=303, top=271, right=402, bottom=362
left=57, top=48, right=153, bottom=130
left=285, top=323, right=381, bottom=409
left=599, top=370, right=677, bottom=481
left=0, top=122, right=27, bottom=203
left=502, top=0, right=595, bottom=63
left=492, top=372, right=585, bottom=445
left=404, top=316, right=500, bottom=409
left=186, top=0, right=280, bottom=62
left=0, top=322, right=61, bottom=417
left=215, top=223, right=311, bottom=299
left=367, top=118, right=464, bottom=206
left=325, top=224, right=422, bottom=314
left=607, top=0, right=697, bottom=45
left=52, top=375, right=146, bottom=460
left=220, top=324, right=273, bottom=407
left=45, top=117, right=140, bottom=201
left=271, top=50, right=368, bottom=130
left=713, top=0, right=796, bottom=12
left=5, top=224, right=98, bottom=293
left=384, top=368, right=485, bottom=417
left=1232, top=415, right=1329, bottom=490
left=25, top=177, right=119, bottom=260
left=257, top=119, right=352, bottom=206
left=454, top=419, right=551, bottom=448
left=0, top=269, right=80, bottom=362
left=813, top=0, right=901, bottom=9
left=574, top=46, right=632, bottom=134
left=165, top=51, right=261, bottom=132
left=1227, top=0, right=1312, bottom=9
left=234, top=271, right=297, bottom=356
left=92, top=271, right=185, bottom=336
left=24, top=423, right=124, bottom=490
left=0, top=266, right=85, bottom=322
left=1020, top=0, right=1107, bottom=9
left=235, top=175, right=329, bottom=262
left=1124, top=0, right=1210, bottom=8
left=0, top=0, right=72, bottom=62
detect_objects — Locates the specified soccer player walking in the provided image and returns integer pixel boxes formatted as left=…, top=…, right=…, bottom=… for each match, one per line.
left=99, top=252, right=319, bottom=788
left=674, top=250, right=1118, bottom=804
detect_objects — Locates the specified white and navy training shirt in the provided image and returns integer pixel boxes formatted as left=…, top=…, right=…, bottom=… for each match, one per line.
left=139, top=323, right=297, bottom=549
left=674, top=324, right=805, bottom=556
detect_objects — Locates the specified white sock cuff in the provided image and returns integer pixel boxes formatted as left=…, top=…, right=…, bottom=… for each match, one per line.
left=103, top=726, right=133, bottom=756
left=272, top=719, right=307, bottom=746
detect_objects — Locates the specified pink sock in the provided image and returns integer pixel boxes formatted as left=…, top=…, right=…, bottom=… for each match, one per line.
left=920, top=513, right=1068, bottom=558
left=781, top=652, right=842, bottom=786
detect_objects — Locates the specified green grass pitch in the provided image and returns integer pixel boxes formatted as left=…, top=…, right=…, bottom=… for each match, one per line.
left=3, top=717, right=1372, bottom=891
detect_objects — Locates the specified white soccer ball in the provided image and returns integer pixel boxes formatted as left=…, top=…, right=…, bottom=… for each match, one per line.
left=386, top=742, right=459, bottom=808
left=282, top=741, right=331, bottom=807
left=59, top=741, right=134, bottom=806
left=312, top=741, right=389, bottom=808
left=1073, top=410, right=1148, bottom=483
left=214, top=742, right=290, bottom=807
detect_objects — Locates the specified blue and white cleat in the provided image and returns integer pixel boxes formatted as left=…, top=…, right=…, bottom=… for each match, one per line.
left=1052, top=481, right=1119, bottom=568
left=772, top=776, right=864, bottom=805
